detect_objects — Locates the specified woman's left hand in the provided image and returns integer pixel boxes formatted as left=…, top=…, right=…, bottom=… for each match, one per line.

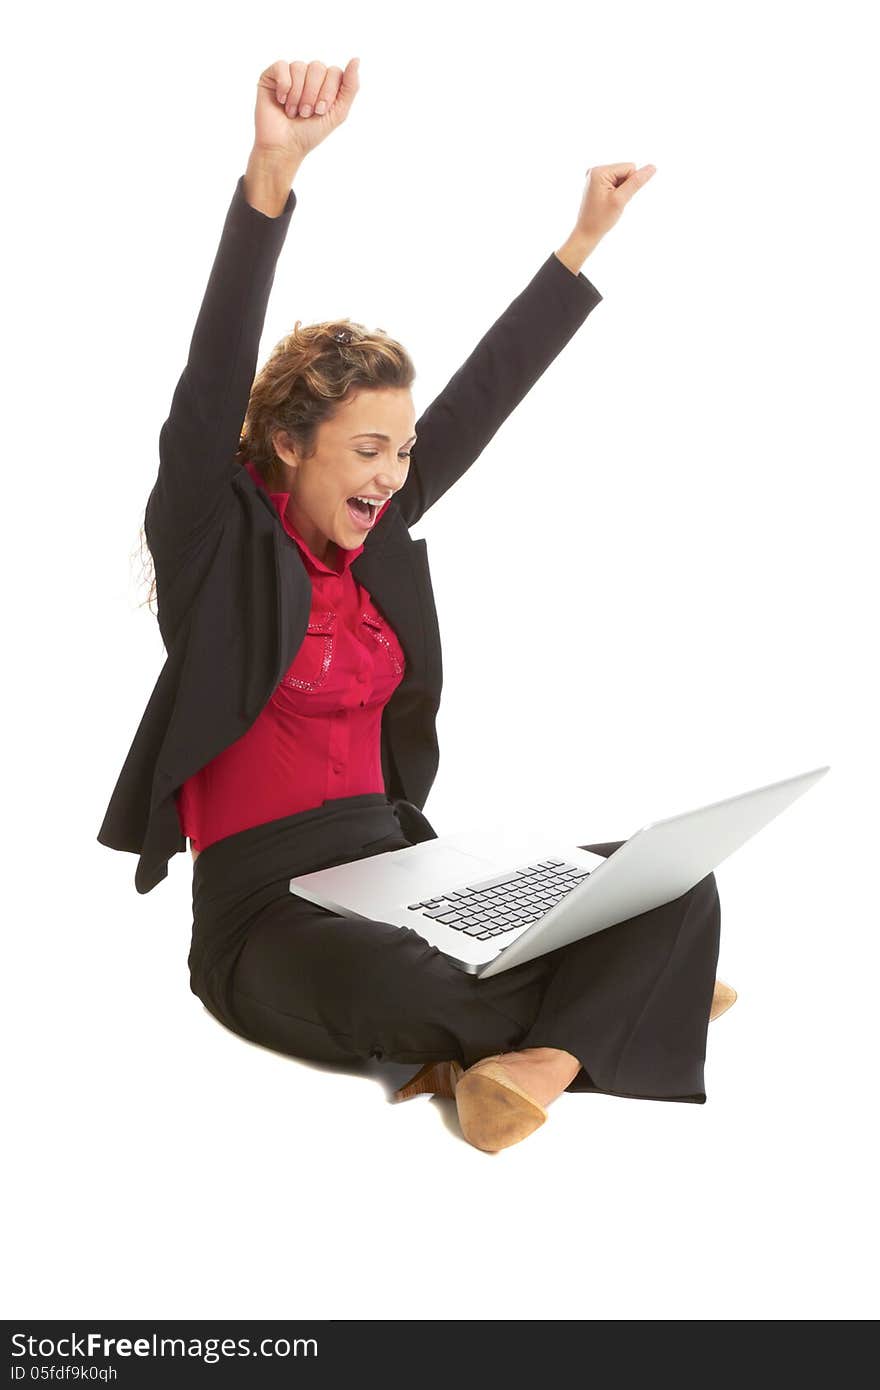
left=574, top=162, right=657, bottom=244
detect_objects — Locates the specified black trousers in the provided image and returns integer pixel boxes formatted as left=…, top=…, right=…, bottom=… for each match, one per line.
left=188, top=793, right=722, bottom=1103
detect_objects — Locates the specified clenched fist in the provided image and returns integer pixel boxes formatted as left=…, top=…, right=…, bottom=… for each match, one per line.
left=575, top=162, right=657, bottom=243
left=254, top=57, right=361, bottom=161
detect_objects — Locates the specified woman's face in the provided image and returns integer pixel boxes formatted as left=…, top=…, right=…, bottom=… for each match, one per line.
left=272, top=388, right=417, bottom=563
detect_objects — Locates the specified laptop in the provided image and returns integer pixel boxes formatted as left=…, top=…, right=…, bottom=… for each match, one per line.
left=288, top=765, right=830, bottom=978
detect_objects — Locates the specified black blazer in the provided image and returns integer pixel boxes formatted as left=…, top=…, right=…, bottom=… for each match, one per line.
left=97, top=175, right=603, bottom=893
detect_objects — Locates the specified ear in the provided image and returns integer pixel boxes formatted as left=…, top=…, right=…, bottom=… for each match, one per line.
left=271, top=428, right=298, bottom=467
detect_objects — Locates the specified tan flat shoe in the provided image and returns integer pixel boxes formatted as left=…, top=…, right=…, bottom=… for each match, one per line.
left=454, top=1055, right=548, bottom=1154
left=710, top=979, right=738, bottom=1022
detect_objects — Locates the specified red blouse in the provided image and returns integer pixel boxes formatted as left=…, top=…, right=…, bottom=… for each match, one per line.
left=174, top=461, right=405, bottom=852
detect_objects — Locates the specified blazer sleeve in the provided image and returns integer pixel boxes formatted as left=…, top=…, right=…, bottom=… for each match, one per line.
left=395, top=251, right=603, bottom=530
left=144, top=174, right=297, bottom=556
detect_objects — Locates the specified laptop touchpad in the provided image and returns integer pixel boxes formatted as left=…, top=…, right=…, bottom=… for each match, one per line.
left=379, top=841, right=495, bottom=892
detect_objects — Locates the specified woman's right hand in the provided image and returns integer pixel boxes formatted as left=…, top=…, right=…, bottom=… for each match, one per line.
left=253, top=57, right=361, bottom=162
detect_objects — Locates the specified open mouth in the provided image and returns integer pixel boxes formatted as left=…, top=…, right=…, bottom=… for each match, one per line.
left=346, top=496, right=381, bottom=529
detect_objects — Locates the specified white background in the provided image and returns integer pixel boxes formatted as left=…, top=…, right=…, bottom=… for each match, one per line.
left=3, top=0, right=877, bottom=1322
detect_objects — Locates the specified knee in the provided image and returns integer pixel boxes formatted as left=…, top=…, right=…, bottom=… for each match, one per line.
left=691, top=869, right=720, bottom=917
left=579, top=839, right=626, bottom=858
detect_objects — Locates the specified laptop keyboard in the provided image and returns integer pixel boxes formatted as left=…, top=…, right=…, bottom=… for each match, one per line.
left=406, top=859, right=592, bottom=941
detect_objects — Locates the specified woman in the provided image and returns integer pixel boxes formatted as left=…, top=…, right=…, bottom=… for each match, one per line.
left=99, top=55, right=736, bottom=1153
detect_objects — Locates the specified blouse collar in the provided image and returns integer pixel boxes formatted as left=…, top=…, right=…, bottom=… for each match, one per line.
left=242, top=458, right=376, bottom=577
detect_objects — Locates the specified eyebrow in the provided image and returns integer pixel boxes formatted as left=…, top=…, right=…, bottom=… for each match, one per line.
left=351, top=432, right=418, bottom=444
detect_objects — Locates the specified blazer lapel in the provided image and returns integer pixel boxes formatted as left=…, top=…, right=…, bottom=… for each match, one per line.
left=235, top=476, right=428, bottom=727
left=350, top=521, right=426, bottom=678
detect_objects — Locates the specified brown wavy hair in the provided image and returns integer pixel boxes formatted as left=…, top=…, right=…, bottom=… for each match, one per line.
left=136, top=317, right=416, bottom=613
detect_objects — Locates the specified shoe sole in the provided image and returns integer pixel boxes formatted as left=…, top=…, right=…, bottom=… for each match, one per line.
left=455, top=1066, right=547, bottom=1153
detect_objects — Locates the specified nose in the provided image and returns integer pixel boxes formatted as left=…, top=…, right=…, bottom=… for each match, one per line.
left=374, top=457, right=410, bottom=495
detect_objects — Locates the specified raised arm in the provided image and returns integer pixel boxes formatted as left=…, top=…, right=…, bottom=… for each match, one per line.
left=144, top=153, right=299, bottom=556
left=395, top=250, right=603, bottom=530
left=394, top=159, right=657, bottom=530
left=144, top=56, right=361, bottom=564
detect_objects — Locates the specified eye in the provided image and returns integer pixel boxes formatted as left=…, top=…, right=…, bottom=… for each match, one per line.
left=356, top=450, right=412, bottom=460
